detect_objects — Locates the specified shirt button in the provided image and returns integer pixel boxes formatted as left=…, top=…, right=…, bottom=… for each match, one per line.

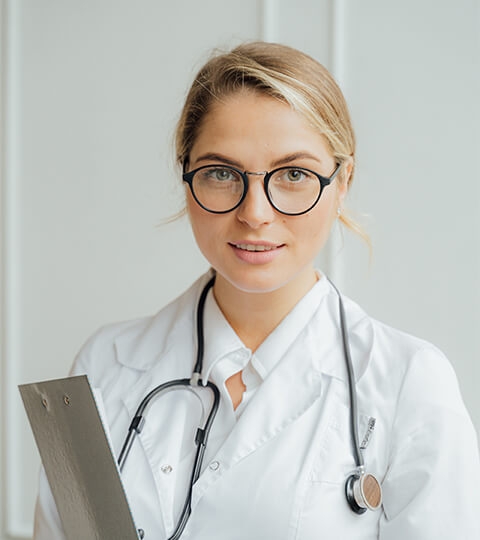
left=161, top=464, right=173, bottom=474
left=209, top=460, right=220, bottom=471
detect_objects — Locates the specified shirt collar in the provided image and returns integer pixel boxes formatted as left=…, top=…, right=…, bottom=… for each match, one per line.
left=200, top=282, right=248, bottom=386
left=200, top=268, right=330, bottom=385
left=113, top=266, right=373, bottom=386
left=253, top=269, right=329, bottom=378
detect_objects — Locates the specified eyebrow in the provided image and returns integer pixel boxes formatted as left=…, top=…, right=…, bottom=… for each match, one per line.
left=192, top=151, right=322, bottom=169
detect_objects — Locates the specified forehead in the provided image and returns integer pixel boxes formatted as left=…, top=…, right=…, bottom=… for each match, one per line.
left=190, top=90, right=332, bottom=162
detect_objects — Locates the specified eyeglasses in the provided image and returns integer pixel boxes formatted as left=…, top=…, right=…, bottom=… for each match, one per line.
left=182, top=162, right=342, bottom=216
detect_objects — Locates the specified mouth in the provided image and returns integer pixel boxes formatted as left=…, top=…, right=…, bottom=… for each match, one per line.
left=228, top=242, right=285, bottom=252
left=228, top=242, right=286, bottom=264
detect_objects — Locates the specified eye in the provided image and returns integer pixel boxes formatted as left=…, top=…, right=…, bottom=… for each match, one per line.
left=285, top=169, right=306, bottom=182
left=270, top=168, right=317, bottom=191
left=276, top=168, right=316, bottom=183
left=208, top=167, right=236, bottom=181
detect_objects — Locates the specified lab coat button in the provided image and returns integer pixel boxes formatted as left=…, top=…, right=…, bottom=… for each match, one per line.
left=209, top=460, right=220, bottom=471
left=161, top=464, right=173, bottom=474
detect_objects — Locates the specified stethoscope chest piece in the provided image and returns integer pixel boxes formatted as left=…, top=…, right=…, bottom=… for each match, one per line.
left=345, top=472, right=383, bottom=514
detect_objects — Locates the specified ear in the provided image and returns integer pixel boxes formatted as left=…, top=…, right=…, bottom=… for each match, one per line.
left=338, top=156, right=353, bottom=205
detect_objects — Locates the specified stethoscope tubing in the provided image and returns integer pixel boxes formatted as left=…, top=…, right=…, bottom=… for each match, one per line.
left=326, top=277, right=364, bottom=469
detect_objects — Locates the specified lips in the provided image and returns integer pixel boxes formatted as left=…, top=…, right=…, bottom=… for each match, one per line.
left=228, top=242, right=285, bottom=264
left=229, top=241, right=285, bottom=251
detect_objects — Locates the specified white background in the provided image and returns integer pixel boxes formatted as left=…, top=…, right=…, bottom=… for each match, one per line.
left=1, top=0, right=478, bottom=538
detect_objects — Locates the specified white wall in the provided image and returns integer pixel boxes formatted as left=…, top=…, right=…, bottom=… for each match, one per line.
left=1, top=0, right=478, bottom=538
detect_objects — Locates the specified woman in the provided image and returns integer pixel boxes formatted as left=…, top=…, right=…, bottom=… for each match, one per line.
left=34, top=41, right=479, bottom=539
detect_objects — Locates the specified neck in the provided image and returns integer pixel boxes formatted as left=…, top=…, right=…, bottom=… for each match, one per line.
left=212, top=265, right=319, bottom=353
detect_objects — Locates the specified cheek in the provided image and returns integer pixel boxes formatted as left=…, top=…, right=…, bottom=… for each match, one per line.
left=186, top=195, right=208, bottom=244
left=186, top=195, right=224, bottom=254
left=293, top=201, right=336, bottom=249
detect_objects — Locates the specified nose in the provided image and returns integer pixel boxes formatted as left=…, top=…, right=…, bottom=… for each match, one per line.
left=235, top=173, right=276, bottom=228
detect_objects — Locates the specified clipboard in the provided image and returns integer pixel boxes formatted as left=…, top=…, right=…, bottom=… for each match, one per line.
left=19, top=375, right=142, bottom=540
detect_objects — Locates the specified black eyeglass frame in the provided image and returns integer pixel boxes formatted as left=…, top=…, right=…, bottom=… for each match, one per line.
left=182, top=162, right=342, bottom=216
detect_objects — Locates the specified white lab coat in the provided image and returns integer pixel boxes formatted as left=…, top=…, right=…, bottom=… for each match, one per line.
left=33, top=268, right=480, bottom=540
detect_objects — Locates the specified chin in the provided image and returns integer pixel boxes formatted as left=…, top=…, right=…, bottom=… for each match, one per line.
left=217, top=265, right=291, bottom=294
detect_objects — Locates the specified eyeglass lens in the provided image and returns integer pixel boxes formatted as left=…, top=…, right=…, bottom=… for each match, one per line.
left=191, top=166, right=322, bottom=214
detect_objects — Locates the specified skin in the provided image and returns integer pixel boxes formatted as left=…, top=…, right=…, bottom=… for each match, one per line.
left=185, top=89, right=352, bottom=408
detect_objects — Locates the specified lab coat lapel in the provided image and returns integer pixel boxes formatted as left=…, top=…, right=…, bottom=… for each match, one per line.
left=112, top=272, right=213, bottom=531
left=118, top=343, right=201, bottom=533
left=189, top=327, right=331, bottom=511
left=117, top=350, right=179, bottom=528
left=223, top=336, right=325, bottom=455
left=115, top=268, right=210, bottom=478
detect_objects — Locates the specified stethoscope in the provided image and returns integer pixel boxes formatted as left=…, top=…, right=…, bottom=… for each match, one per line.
left=117, top=271, right=383, bottom=539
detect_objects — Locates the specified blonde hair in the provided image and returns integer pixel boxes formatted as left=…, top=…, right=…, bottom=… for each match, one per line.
left=165, top=40, right=371, bottom=250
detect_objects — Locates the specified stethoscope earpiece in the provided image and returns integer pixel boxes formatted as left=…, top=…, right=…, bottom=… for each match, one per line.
left=345, top=472, right=382, bottom=514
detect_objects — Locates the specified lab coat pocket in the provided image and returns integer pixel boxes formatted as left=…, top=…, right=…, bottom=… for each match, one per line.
left=293, top=404, right=379, bottom=540
left=309, top=402, right=373, bottom=483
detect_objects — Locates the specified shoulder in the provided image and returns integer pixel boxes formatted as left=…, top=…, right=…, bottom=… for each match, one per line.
left=366, top=320, right=480, bottom=527
left=357, top=311, right=475, bottom=456
left=70, top=269, right=213, bottom=385
left=344, top=298, right=479, bottom=482
left=370, top=316, right=462, bottom=408
left=336, top=289, right=468, bottom=418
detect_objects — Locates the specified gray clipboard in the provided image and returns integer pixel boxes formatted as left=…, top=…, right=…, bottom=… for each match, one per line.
left=19, top=375, right=141, bottom=540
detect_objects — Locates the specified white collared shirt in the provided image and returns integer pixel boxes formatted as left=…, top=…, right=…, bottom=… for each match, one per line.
left=201, top=268, right=329, bottom=422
